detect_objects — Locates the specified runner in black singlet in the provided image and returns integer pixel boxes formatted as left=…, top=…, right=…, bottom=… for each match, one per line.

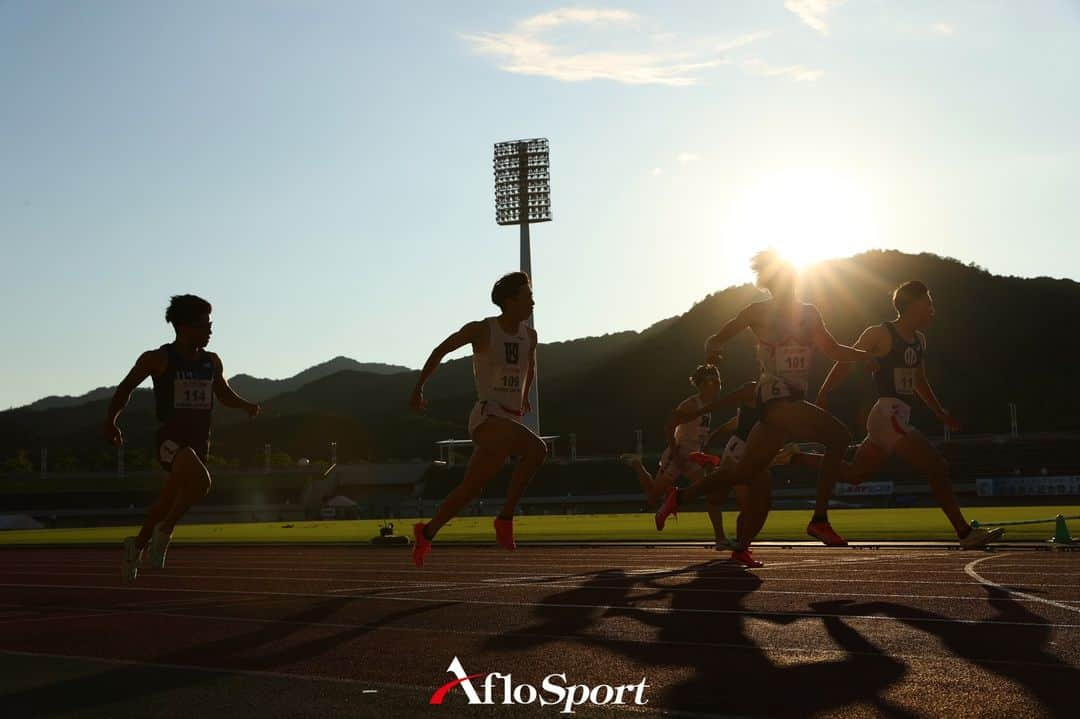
left=104, top=295, right=260, bottom=583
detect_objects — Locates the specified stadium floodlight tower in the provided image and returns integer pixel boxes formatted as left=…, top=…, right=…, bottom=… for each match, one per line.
left=494, top=138, right=551, bottom=435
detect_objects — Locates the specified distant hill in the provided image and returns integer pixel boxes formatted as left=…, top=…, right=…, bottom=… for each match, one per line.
left=22, top=387, right=120, bottom=412
left=4, top=251, right=1079, bottom=468
left=227, top=356, right=410, bottom=402
left=17, top=356, right=410, bottom=411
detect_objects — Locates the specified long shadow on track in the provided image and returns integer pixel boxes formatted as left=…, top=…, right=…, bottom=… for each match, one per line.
left=823, top=585, right=1080, bottom=719
left=0, top=595, right=453, bottom=717
left=485, top=559, right=917, bottom=718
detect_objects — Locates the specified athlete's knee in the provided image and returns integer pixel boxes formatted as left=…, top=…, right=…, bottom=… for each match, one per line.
left=523, top=437, right=548, bottom=466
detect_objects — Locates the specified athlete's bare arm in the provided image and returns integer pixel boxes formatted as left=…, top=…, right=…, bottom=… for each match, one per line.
left=704, top=303, right=760, bottom=363
left=521, top=327, right=538, bottom=414
left=816, top=325, right=885, bottom=409
left=672, top=382, right=756, bottom=425
left=913, top=333, right=961, bottom=431
left=409, top=321, right=486, bottom=411
left=103, top=349, right=167, bottom=446
left=210, top=355, right=260, bottom=417
left=810, top=307, right=878, bottom=366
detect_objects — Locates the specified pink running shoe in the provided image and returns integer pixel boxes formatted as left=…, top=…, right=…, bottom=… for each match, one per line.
left=807, top=520, right=848, bottom=547
left=412, top=522, right=432, bottom=568
left=655, top=488, right=680, bottom=531
left=731, top=549, right=764, bottom=568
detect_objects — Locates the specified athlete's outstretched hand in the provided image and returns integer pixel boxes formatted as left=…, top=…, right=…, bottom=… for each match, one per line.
left=409, top=386, right=427, bottom=411
left=104, top=420, right=123, bottom=447
left=942, top=413, right=962, bottom=433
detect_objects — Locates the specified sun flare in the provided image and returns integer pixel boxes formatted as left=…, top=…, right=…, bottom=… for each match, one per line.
left=722, top=169, right=880, bottom=268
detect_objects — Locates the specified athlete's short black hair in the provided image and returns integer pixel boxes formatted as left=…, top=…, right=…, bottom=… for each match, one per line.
left=892, top=281, right=929, bottom=314
left=165, top=295, right=212, bottom=327
left=491, top=272, right=531, bottom=309
left=690, top=364, right=721, bottom=388
left=750, top=249, right=797, bottom=297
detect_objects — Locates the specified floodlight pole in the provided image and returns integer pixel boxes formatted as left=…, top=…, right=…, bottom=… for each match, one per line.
left=517, top=142, right=540, bottom=435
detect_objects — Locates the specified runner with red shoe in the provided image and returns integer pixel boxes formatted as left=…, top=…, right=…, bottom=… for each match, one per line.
left=621, top=365, right=748, bottom=548
left=408, top=272, right=546, bottom=567
left=654, top=250, right=877, bottom=565
left=813, top=280, right=1003, bottom=549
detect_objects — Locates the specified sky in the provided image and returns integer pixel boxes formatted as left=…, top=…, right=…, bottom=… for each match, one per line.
left=1, top=1, right=1078, bottom=409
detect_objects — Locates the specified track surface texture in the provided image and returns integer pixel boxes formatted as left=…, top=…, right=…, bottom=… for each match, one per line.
left=0, top=544, right=1077, bottom=718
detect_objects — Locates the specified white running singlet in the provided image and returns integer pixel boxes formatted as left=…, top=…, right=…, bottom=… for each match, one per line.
left=755, top=303, right=817, bottom=401
left=468, top=317, right=533, bottom=437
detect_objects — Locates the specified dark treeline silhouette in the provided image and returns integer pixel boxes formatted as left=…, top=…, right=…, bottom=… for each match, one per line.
left=2, top=251, right=1078, bottom=468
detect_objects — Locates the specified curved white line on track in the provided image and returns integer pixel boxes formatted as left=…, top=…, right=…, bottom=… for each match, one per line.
left=964, top=553, right=1080, bottom=615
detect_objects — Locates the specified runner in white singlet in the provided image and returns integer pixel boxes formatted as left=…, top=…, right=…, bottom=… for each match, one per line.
left=408, top=272, right=546, bottom=567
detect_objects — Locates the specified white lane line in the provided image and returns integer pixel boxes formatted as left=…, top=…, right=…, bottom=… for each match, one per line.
left=3, top=601, right=1077, bottom=672
left=2, top=581, right=1077, bottom=629
left=965, top=553, right=1080, bottom=616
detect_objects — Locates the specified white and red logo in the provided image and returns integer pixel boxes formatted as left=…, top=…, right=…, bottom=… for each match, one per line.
left=430, top=656, right=648, bottom=714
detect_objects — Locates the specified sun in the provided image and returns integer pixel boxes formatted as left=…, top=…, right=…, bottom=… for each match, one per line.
left=721, top=168, right=880, bottom=268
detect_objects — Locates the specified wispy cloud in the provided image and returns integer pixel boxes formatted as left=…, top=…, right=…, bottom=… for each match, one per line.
left=742, top=58, right=823, bottom=82
left=651, top=167, right=664, bottom=176
left=461, top=9, right=771, bottom=87
left=931, top=22, right=954, bottom=36
left=785, top=0, right=847, bottom=35
left=677, top=152, right=700, bottom=166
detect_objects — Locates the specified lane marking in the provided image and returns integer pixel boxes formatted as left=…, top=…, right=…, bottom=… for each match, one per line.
left=1, top=581, right=1077, bottom=629
left=965, top=553, right=1080, bottom=616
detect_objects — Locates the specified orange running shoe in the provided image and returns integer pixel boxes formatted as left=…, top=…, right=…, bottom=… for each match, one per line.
left=655, top=488, right=680, bottom=531
left=807, top=520, right=848, bottom=547
left=494, top=517, right=516, bottom=550
left=412, top=522, right=432, bottom=568
left=731, top=548, right=764, bottom=568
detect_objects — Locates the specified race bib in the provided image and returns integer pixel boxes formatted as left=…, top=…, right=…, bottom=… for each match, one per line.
left=761, top=376, right=795, bottom=400
left=893, top=368, right=916, bottom=396
left=776, top=345, right=811, bottom=389
left=497, top=366, right=522, bottom=394
left=174, top=378, right=213, bottom=410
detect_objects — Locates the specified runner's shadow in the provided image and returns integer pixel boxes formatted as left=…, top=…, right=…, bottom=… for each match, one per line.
left=1, top=596, right=451, bottom=716
left=829, top=586, right=1080, bottom=719
left=487, top=559, right=914, bottom=717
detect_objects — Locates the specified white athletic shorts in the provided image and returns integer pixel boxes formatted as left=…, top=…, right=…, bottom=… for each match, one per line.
left=721, top=435, right=747, bottom=464
left=468, top=400, right=523, bottom=438
left=656, top=444, right=701, bottom=485
left=866, top=397, right=914, bottom=453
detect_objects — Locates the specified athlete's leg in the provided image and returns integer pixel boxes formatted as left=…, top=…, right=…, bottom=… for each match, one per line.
left=730, top=421, right=787, bottom=547
left=424, top=421, right=512, bottom=538
left=792, top=440, right=888, bottom=485
left=499, top=424, right=549, bottom=520
left=157, top=448, right=212, bottom=534
left=892, top=430, right=969, bottom=536
left=626, top=456, right=659, bottom=502
left=134, top=468, right=186, bottom=548
left=765, top=401, right=851, bottom=520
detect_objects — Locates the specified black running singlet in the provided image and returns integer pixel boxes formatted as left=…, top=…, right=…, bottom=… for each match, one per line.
left=152, top=343, right=215, bottom=441
left=872, top=323, right=923, bottom=399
